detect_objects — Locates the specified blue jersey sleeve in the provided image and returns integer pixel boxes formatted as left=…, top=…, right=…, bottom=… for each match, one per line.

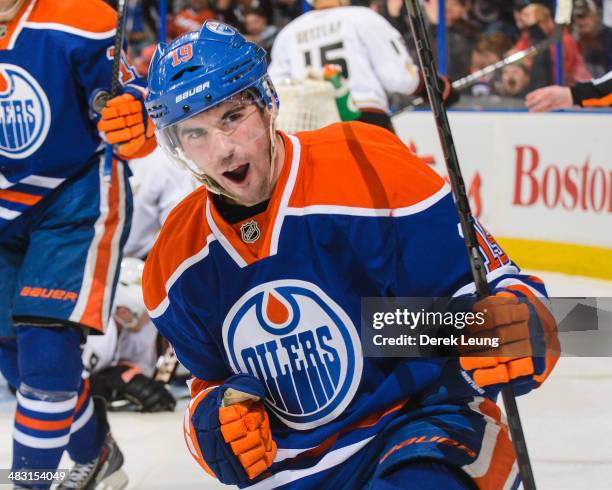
left=69, top=35, right=145, bottom=118
left=391, top=190, right=547, bottom=299
left=150, top=296, right=233, bottom=382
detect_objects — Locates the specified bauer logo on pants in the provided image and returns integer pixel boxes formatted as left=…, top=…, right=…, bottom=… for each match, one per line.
left=223, top=280, right=363, bottom=430
left=0, top=64, right=51, bottom=158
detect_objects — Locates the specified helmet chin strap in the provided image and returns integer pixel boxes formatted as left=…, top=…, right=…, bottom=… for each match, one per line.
left=0, top=0, right=26, bottom=22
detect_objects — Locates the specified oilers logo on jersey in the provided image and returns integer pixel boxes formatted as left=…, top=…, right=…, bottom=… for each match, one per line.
left=0, top=64, right=50, bottom=159
left=223, top=280, right=363, bottom=430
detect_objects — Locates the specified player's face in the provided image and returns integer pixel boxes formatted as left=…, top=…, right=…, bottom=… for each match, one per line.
left=471, top=49, right=500, bottom=73
left=0, top=0, right=21, bottom=20
left=176, top=96, right=275, bottom=206
left=0, top=0, right=19, bottom=9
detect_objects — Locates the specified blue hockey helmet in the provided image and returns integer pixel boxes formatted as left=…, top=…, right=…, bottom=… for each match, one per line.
left=145, top=21, right=279, bottom=193
left=146, top=20, right=277, bottom=129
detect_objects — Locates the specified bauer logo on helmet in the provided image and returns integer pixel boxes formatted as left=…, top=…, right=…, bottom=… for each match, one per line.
left=175, top=81, right=211, bottom=103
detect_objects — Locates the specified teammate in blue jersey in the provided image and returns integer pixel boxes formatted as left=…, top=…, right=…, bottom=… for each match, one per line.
left=142, top=21, right=559, bottom=489
left=0, top=0, right=156, bottom=488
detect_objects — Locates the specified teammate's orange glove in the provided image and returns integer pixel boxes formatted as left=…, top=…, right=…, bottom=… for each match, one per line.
left=98, top=89, right=156, bottom=159
left=219, top=398, right=276, bottom=479
left=459, top=292, right=558, bottom=393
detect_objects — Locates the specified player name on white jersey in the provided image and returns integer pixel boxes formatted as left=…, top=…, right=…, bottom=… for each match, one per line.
left=295, top=21, right=341, bottom=44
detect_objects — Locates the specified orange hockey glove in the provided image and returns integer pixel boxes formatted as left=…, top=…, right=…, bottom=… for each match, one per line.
left=98, top=88, right=156, bottom=159
left=459, top=291, right=558, bottom=394
left=219, top=394, right=276, bottom=480
left=184, top=374, right=276, bottom=485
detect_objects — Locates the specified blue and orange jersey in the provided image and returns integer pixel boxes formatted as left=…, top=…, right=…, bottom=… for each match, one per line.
left=0, top=0, right=142, bottom=236
left=143, top=122, right=551, bottom=487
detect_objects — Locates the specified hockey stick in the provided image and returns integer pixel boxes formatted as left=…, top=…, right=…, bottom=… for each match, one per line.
left=102, top=0, right=129, bottom=183
left=404, top=0, right=573, bottom=109
left=403, top=1, right=537, bottom=489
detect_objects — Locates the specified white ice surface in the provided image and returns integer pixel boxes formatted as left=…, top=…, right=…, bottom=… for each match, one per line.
left=1, top=270, right=611, bottom=489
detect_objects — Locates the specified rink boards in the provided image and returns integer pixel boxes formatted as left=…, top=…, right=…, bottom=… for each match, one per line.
left=392, top=109, right=612, bottom=280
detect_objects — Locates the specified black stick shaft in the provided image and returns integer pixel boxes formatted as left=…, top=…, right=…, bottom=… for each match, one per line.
left=102, top=0, right=128, bottom=182
left=403, top=2, right=536, bottom=489
left=111, top=0, right=128, bottom=98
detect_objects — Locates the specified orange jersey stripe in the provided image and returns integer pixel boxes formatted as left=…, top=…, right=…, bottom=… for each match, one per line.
left=143, top=186, right=212, bottom=312
left=290, top=122, right=445, bottom=210
left=143, top=123, right=447, bottom=313
left=28, top=0, right=117, bottom=35
left=80, top=161, right=120, bottom=331
left=0, top=189, right=43, bottom=206
left=472, top=399, right=516, bottom=490
left=189, top=378, right=223, bottom=399
left=184, top=387, right=218, bottom=478
left=15, top=411, right=73, bottom=431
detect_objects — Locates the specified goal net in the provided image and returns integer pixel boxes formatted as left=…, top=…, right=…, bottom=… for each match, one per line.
left=274, top=78, right=341, bottom=133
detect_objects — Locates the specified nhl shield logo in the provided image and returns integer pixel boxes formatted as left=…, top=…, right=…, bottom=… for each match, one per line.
left=223, top=280, right=363, bottom=430
left=0, top=26, right=7, bottom=39
left=240, top=220, right=260, bottom=243
left=0, top=64, right=51, bottom=159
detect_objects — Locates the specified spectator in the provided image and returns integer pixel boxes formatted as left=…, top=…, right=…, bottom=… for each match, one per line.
left=214, top=0, right=243, bottom=28
left=273, top=0, right=302, bottom=27
left=446, top=0, right=480, bottom=79
left=140, top=0, right=174, bottom=41
left=244, top=7, right=279, bottom=55
left=381, top=0, right=411, bottom=40
left=514, top=1, right=592, bottom=85
left=572, top=0, right=612, bottom=77
left=470, top=0, right=517, bottom=39
left=169, top=0, right=216, bottom=38
left=216, top=0, right=275, bottom=32
left=500, top=61, right=532, bottom=97
left=134, top=43, right=157, bottom=77
left=469, top=32, right=513, bottom=95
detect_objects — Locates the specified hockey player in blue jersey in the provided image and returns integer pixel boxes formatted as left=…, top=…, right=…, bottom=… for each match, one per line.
left=142, top=21, right=559, bottom=489
left=0, top=0, right=156, bottom=488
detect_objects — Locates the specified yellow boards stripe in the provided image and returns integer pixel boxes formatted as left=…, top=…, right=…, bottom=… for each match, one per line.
left=497, top=238, right=612, bottom=281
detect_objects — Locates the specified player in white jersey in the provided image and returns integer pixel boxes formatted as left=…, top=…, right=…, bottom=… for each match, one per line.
left=124, top=148, right=199, bottom=259
left=83, top=258, right=176, bottom=412
left=269, top=0, right=456, bottom=131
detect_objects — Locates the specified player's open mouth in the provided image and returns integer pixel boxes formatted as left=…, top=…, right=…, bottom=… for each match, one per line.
left=223, top=164, right=250, bottom=184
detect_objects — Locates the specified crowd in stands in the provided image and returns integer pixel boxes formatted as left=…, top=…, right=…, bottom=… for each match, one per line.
left=106, top=0, right=612, bottom=109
